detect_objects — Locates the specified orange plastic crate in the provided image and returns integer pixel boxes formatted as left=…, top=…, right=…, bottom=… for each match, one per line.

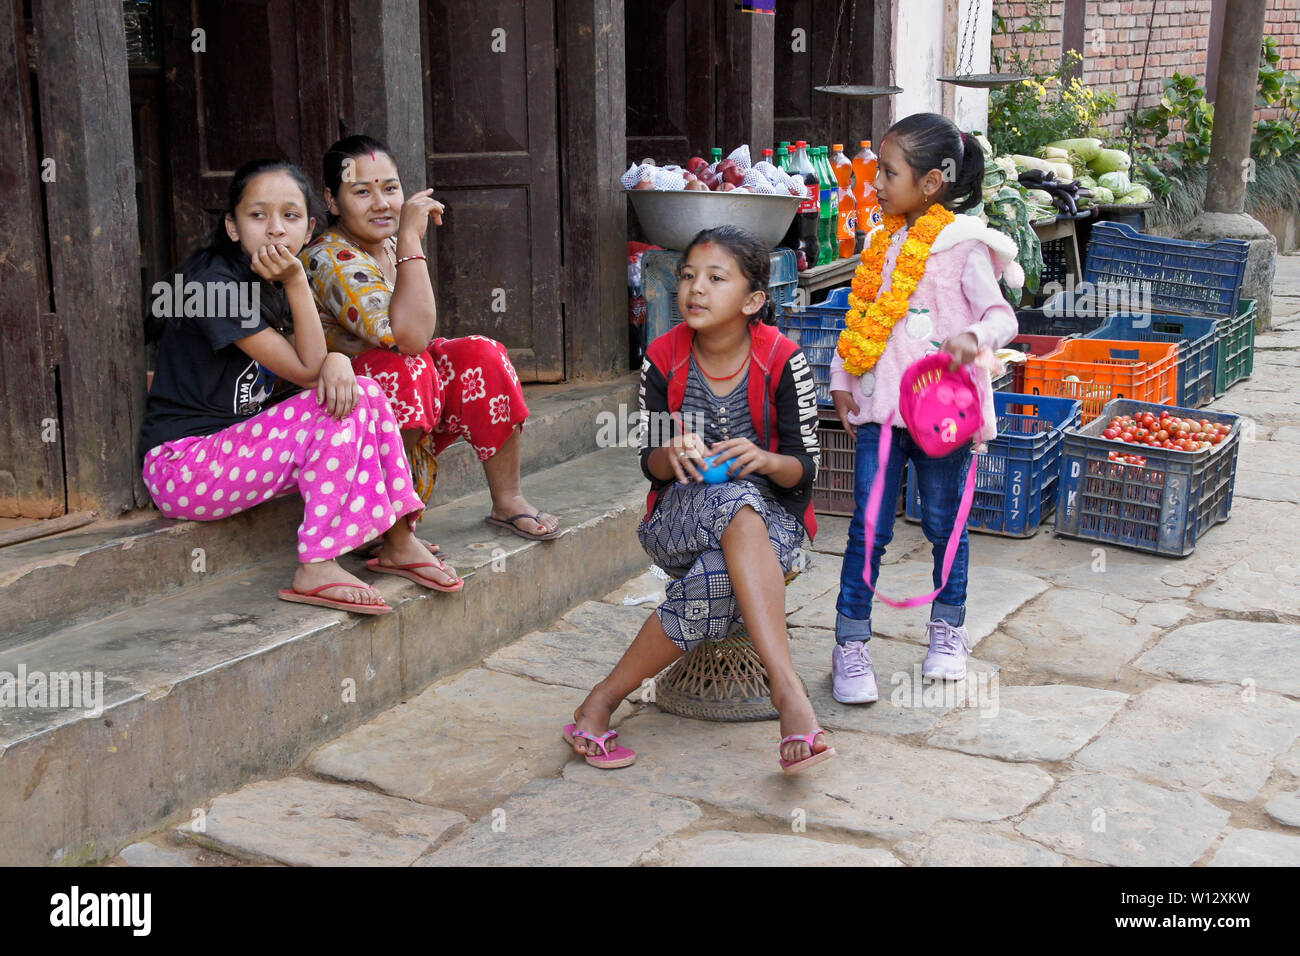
left=1022, top=339, right=1178, bottom=424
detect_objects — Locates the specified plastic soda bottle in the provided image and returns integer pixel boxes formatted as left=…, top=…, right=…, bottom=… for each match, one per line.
left=776, top=141, right=791, bottom=171
left=791, top=141, right=822, bottom=267
left=814, top=147, right=837, bottom=263
left=853, top=140, right=883, bottom=249
left=831, top=145, right=857, bottom=258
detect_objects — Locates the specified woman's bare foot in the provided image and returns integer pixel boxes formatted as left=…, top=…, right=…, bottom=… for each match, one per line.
left=773, top=682, right=830, bottom=764
left=569, top=684, right=620, bottom=756
left=490, top=493, right=559, bottom=537
left=292, top=560, right=386, bottom=607
left=372, top=535, right=461, bottom=588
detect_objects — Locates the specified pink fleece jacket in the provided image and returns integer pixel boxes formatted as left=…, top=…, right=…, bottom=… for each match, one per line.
left=829, top=215, right=1022, bottom=443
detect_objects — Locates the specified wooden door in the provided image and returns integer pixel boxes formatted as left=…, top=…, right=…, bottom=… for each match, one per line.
left=0, top=0, right=64, bottom=517
left=773, top=0, right=876, bottom=150
left=625, top=0, right=717, bottom=166
left=160, top=0, right=341, bottom=259
left=422, top=0, right=564, bottom=382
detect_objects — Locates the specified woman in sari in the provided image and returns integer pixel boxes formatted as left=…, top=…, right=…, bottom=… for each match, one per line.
left=301, top=135, right=561, bottom=590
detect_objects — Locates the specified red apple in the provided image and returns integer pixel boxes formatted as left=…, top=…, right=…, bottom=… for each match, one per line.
left=633, top=179, right=656, bottom=190
left=684, top=180, right=709, bottom=191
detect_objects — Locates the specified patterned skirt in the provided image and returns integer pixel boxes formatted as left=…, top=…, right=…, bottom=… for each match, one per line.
left=637, top=480, right=808, bottom=652
left=352, top=334, right=528, bottom=505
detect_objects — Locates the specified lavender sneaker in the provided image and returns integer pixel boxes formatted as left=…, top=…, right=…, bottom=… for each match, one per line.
left=831, top=640, right=879, bottom=704
left=922, top=619, right=970, bottom=681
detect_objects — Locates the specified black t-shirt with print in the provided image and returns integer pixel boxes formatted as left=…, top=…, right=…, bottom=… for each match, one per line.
left=138, top=248, right=294, bottom=464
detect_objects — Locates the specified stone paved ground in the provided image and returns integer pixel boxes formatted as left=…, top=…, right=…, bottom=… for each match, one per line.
left=112, top=260, right=1300, bottom=867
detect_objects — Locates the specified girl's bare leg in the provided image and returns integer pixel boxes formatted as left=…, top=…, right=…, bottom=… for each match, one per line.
left=570, top=611, right=683, bottom=756
left=722, top=505, right=827, bottom=764
left=483, top=426, right=559, bottom=536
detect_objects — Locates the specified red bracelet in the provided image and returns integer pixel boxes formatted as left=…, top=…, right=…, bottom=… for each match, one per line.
left=395, top=254, right=427, bottom=265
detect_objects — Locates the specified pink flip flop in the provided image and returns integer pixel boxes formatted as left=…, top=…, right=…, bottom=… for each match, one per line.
left=279, top=582, right=393, bottom=615
left=366, top=557, right=464, bottom=593
left=563, top=723, right=637, bottom=769
left=779, top=728, right=836, bottom=774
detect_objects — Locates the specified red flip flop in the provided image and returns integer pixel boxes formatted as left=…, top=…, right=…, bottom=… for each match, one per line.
left=279, top=582, right=393, bottom=615
left=366, top=557, right=464, bottom=593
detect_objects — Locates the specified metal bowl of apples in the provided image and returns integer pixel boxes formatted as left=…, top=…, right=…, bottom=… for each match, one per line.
left=626, top=187, right=801, bottom=252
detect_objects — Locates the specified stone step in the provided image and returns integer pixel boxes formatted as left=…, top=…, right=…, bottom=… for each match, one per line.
left=0, top=443, right=649, bottom=865
left=0, top=377, right=638, bottom=649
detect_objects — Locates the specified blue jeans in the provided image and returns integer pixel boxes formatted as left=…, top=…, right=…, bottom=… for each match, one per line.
left=835, top=423, right=971, bottom=643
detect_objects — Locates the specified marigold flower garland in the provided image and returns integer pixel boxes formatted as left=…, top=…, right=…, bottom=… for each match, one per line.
left=837, top=203, right=956, bottom=376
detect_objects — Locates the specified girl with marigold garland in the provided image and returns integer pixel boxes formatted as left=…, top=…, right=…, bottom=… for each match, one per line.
left=828, top=113, right=1023, bottom=704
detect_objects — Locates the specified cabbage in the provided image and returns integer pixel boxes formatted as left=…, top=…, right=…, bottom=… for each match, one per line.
left=1092, top=186, right=1115, bottom=204
left=1118, top=184, right=1152, bottom=204
left=1098, top=171, right=1132, bottom=195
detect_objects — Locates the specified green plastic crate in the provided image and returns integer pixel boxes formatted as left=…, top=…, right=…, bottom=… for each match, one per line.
left=1214, top=298, right=1256, bottom=395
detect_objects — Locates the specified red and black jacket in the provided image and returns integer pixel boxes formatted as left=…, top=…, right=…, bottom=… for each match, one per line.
left=638, top=321, right=820, bottom=541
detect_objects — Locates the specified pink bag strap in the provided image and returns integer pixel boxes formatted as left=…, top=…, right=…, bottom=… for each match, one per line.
left=861, top=415, right=978, bottom=609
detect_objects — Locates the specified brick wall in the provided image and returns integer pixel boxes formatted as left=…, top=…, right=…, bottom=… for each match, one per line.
left=992, top=0, right=1300, bottom=135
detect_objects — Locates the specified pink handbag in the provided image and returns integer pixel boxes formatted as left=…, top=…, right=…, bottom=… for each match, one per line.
left=861, top=353, right=982, bottom=609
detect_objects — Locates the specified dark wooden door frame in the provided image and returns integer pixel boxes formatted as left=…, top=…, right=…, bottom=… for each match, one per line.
left=0, top=0, right=64, bottom=517
left=558, top=0, right=627, bottom=381
left=31, top=0, right=145, bottom=515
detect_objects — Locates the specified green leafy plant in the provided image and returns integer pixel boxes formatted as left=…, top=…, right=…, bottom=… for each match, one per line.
left=1252, top=36, right=1300, bottom=163
left=987, top=51, right=1116, bottom=157
left=1135, top=74, right=1215, bottom=168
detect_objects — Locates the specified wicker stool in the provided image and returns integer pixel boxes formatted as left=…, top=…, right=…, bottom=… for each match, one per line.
left=654, top=569, right=803, bottom=722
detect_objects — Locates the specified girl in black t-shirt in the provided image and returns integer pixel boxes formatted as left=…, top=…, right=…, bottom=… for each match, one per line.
left=140, top=159, right=462, bottom=614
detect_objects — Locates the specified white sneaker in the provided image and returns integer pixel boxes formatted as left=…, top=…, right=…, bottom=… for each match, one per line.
left=831, top=640, right=879, bottom=703
left=922, top=619, right=970, bottom=681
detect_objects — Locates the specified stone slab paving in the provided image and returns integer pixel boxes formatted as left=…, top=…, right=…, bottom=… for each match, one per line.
left=787, top=562, right=1047, bottom=646
left=641, top=830, right=902, bottom=866
left=892, top=821, right=1070, bottom=867
left=118, top=841, right=202, bottom=867
left=1074, top=683, right=1300, bottom=802
left=1135, top=621, right=1300, bottom=698
left=600, top=568, right=667, bottom=608
left=416, top=778, right=699, bottom=867
left=1193, top=557, right=1300, bottom=618
left=307, top=667, right=633, bottom=818
left=482, top=601, right=649, bottom=699
left=789, top=627, right=1002, bottom=738
left=926, top=684, right=1129, bottom=763
left=563, top=710, right=1053, bottom=839
left=1264, top=791, right=1300, bottom=828
left=1208, top=829, right=1300, bottom=867
left=185, top=777, right=466, bottom=866
left=978, top=586, right=1165, bottom=684
left=1016, top=773, right=1231, bottom=867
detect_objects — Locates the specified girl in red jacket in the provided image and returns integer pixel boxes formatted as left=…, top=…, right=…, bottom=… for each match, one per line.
left=564, top=226, right=834, bottom=774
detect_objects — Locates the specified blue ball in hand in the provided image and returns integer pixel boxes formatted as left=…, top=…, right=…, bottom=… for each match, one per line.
left=697, top=454, right=734, bottom=484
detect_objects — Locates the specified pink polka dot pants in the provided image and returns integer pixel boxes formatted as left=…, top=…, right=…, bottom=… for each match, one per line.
left=142, top=377, right=426, bottom=563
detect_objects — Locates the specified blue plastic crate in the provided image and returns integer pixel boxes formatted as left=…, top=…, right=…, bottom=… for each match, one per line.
left=643, top=248, right=799, bottom=342
left=1042, top=222, right=1249, bottom=322
left=905, top=392, right=1083, bottom=537
left=781, top=286, right=850, bottom=406
left=1054, top=398, right=1241, bottom=557
left=1013, top=306, right=1102, bottom=337
left=1084, top=313, right=1217, bottom=409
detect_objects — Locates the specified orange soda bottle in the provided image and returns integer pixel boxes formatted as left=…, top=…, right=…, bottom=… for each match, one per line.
left=830, top=144, right=857, bottom=259
left=853, top=140, right=883, bottom=249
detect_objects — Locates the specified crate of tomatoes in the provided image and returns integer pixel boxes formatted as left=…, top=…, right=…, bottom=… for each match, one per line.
left=1054, top=399, right=1240, bottom=557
